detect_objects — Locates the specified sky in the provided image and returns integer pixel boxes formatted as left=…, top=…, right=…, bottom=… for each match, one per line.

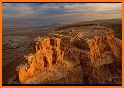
left=2, top=3, right=122, bottom=27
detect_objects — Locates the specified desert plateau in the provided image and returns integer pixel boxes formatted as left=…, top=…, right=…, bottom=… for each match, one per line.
left=2, top=3, right=122, bottom=85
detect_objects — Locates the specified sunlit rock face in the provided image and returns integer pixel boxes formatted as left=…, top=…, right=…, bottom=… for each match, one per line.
left=17, top=37, right=64, bottom=83
left=17, top=24, right=122, bottom=84
left=87, top=29, right=121, bottom=66
left=58, top=25, right=122, bottom=84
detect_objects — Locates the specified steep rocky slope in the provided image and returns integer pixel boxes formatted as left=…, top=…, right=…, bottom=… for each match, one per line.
left=17, top=37, right=64, bottom=83
left=17, top=24, right=122, bottom=84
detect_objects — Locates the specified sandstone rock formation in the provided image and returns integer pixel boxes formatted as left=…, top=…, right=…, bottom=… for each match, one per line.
left=57, top=25, right=122, bottom=84
left=17, top=24, right=122, bottom=84
left=87, top=29, right=121, bottom=66
left=17, top=37, right=64, bottom=83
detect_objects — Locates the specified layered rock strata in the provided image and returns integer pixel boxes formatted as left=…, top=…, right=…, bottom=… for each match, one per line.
left=17, top=25, right=122, bottom=84
left=17, top=37, right=64, bottom=83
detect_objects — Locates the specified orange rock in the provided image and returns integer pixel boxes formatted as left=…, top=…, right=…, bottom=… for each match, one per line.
left=87, top=29, right=121, bottom=65
left=17, top=37, right=64, bottom=83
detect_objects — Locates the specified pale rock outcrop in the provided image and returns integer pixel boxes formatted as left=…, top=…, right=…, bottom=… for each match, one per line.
left=17, top=37, right=64, bottom=83
left=87, top=29, right=121, bottom=66
left=16, top=25, right=121, bottom=84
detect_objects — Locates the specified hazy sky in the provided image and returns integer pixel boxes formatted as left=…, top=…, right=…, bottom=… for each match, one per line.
left=2, top=3, right=122, bottom=26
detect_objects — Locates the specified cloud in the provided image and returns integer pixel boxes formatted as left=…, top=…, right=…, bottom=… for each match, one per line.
left=3, top=3, right=39, bottom=18
left=2, top=3, right=122, bottom=25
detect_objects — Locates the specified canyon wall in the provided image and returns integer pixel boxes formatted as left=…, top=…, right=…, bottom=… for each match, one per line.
left=17, top=37, right=64, bottom=83
left=87, top=29, right=121, bottom=66
left=60, top=27, right=122, bottom=84
left=17, top=25, right=121, bottom=84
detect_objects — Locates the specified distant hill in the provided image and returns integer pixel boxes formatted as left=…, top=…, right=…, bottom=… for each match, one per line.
left=2, top=17, right=66, bottom=29
left=71, top=19, right=122, bottom=25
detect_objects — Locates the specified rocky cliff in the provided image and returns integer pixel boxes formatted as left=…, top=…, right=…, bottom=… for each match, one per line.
left=17, top=37, right=64, bottom=83
left=17, top=24, right=122, bottom=84
left=55, top=25, right=122, bottom=84
left=87, top=29, right=121, bottom=66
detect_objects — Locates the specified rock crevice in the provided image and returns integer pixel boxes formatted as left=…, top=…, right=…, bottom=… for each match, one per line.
left=17, top=37, right=64, bottom=83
